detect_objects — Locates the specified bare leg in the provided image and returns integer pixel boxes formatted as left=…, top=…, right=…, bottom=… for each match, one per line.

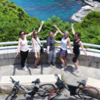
left=34, top=58, right=40, bottom=67
left=60, top=56, right=66, bottom=68
left=64, top=57, right=67, bottom=66
left=37, top=54, right=43, bottom=64
left=73, top=60, right=78, bottom=70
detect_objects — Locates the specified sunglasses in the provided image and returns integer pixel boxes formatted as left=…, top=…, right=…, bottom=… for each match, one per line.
left=64, top=34, right=68, bottom=36
left=34, top=34, right=38, bottom=35
left=75, top=35, right=78, bottom=37
left=21, top=34, right=25, bottom=36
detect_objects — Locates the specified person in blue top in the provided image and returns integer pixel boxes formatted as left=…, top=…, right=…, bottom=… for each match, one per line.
left=71, top=24, right=90, bottom=72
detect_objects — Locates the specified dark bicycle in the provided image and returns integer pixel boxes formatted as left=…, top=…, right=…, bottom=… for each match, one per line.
left=5, top=77, right=55, bottom=100
left=48, top=74, right=100, bottom=100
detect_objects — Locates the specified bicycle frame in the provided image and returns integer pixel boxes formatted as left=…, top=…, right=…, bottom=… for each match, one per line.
left=5, top=77, right=51, bottom=100
left=54, top=74, right=86, bottom=99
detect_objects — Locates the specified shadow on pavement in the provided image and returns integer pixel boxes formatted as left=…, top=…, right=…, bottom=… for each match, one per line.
left=12, top=65, right=32, bottom=75
left=65, top=66, right=80, bottom=77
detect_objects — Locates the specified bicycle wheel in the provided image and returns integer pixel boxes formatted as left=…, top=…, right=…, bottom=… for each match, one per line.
left=5, top=89, right=18, bottom=100
left=77, top=86, right=99, bottom=99
left=48, top=88, right=63, bottom=100
left=38, top=84, right=56, bottom=97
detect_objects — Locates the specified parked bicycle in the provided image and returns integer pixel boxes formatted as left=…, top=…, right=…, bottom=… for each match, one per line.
left=5, top=77, right=55, bottom=100
left=48, top=74, right=100, bottom=100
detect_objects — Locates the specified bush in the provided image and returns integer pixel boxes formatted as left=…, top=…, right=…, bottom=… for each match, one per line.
left=0, top=0, right=100, bottom=46
left=74, top=11, right=100, bottom=45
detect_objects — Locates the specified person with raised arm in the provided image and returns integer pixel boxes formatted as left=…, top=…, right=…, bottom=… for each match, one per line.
left=47, top=30, right=59, bottom=66
left=71, top=24, right=90, bottom=72
left=53, top=24, right=74, bottom=70
left=15, top=30, right=34, bottom=71
left=32, top=21, right=44, bottom=68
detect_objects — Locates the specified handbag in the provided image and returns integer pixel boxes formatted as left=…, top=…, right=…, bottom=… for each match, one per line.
left=34, top=38, right=44, bottom=53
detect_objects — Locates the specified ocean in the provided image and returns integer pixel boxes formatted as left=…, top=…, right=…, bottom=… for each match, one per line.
left=9, top=0, right=86, bottom=22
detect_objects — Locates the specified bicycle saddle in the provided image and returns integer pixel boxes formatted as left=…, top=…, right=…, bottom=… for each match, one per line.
left=77, top=80, right=86, bottom=86
left=32, top=78, right=40, bottom=84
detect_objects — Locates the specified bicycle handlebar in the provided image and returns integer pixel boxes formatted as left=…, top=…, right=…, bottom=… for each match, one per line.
left=55, top=74, right=60, bottom=81
left=10, top=77, right=33, bottom=93
left=55, top=74, right=69, bottom=90
left=10, top=77, right=16, bottom=83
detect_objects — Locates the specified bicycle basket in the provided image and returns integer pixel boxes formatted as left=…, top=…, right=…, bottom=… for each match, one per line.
left=67, top=85, right=78, bottom=95
left=55, top=81, right=64, bottom=89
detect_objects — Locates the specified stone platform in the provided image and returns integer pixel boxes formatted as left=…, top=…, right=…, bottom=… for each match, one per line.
left=0, top=64, right=100, bottom=99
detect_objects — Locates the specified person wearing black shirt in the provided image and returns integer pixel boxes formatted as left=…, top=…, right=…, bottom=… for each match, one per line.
left=71, top=24, right=90, bottom=72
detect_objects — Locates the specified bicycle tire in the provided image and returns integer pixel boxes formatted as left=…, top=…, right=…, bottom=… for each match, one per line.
left=38, top=84, right=56, bottom=97
left=77, top=86, right=99, bottom=99
left=48, top=88, right=63, bottom=100
left=5, top=89, right=18, bottom=100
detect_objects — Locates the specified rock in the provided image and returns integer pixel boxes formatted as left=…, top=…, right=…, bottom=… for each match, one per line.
left=71, top=5, right=93, bottom=22
left=71, top=0, right=100, bottom=22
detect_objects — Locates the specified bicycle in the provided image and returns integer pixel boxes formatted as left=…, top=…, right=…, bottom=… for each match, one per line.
left=48, top=74, right=100, bottom=100
left=5, top=77, right=56, bottom=100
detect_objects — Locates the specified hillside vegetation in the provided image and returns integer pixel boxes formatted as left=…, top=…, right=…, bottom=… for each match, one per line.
left=0, top=0, right=100, bottom=45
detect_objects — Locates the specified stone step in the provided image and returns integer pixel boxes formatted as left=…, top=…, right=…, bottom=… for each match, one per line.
left=86, top=77, right=100, bottom=90
left=0, top=74, right=61, bottom=94
left=86, top=77, right=100, bottom=99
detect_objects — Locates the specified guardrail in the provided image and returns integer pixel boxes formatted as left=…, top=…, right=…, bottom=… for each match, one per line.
left=0, top=41, right=100, bottom=48
left=0, top=40, right=100, bottom=68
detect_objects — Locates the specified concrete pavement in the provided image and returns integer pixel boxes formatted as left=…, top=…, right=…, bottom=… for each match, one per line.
left=0, top=64, right=100, bottom=100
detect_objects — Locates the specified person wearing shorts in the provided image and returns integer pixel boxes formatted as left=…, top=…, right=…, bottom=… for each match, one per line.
left=54, top=24, right=74, bottom=70
left=71, top=24, right=90, bottom=72
left=32, top=21, right=44, bottom=68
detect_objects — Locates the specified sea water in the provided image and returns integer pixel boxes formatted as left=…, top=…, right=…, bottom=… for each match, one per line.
left=9, top=0, right=86, bottom=22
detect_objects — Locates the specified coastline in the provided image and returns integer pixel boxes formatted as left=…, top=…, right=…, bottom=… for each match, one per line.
left=71, top=0, right=100, bottom=22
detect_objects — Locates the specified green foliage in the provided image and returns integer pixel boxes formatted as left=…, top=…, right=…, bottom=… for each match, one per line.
left=39, top=15, right=71, bottom=40
left=74, top=11, right=100, bottom=45
left=0, top=0, right=40, bottom=42
left=0, top=0, right=100, bottom=46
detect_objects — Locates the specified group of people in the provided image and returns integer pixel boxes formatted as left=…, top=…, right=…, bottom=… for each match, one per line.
left=15, top=21, right=90, bottom=72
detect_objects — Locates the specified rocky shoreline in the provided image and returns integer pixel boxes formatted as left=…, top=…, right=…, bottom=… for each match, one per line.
left=71, top=0, right=100, bottom=22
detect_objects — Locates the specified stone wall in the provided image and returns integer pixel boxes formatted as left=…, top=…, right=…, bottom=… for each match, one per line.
left=0, top=46, right=100, bottom=68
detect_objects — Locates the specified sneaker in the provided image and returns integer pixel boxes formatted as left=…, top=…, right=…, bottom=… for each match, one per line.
left=37, top=65, right=41, bottom=68
left=61, top=64, right=63, bottom=67
left=52, top=62, right=56, bottom=66
left=48, top=62, right=52, bottom=66
left=61, top=64, right=67, bottom=67
left=61, top=68, right=64, bottom=71
left=74, top=69, right=79, bottom=73
left=23, top=67, right=28, bottom=71
left=61, top=67, right=66, bottom=71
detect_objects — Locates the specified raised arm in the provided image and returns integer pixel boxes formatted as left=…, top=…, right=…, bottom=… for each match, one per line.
left=38, top=21, right=44, bottom=33
left=71, top=24, right=75, bottom=36
left=26, top=29, right=35, bottom=38
left=67, top=38, right=75, bottom=57
left=53, top=30, right=59, bottom=37
left=15, top=39, right=21, bottom=58
left=32, top=38, right=37, bottom=58
left=79, top=41, right=90, bottom=58
left=53, top=24, right=64, bottom=36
